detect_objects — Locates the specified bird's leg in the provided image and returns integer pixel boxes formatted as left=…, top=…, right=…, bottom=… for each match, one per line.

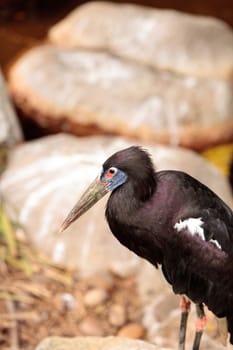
left=178, top=296, right=191, bottom=350
left=192, top=303, right=206, bottom=350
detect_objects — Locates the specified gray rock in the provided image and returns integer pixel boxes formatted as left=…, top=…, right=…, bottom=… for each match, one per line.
left=1, top=134, right=232, bottom=275
left=9, top=45, right=233, bottom=150
left=2, top=134, right=231, bottom=349
left=0, top=68, right=23, bottom=147
left=49, top=2, right=233, bottom=80
left=35, top=336, right=171, bottom=350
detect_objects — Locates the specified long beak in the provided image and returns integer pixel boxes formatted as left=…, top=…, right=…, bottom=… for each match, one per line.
left=59, top=178, right=110, bottom=233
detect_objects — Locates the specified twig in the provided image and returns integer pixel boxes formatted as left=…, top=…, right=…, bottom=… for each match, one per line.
left=0, top=310, right=38, bottom=321
left=5, top=299, right=19, bottom=350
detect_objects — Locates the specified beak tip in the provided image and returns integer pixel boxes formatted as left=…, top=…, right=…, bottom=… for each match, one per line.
left=58, top=221, right=69, bottom=234
left=58, top=177, right=107, bottom=235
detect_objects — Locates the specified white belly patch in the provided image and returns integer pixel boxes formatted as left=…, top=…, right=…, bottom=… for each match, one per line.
left=174, top=217, right=222, bottom=249
left=174, top=217, right=205, bottom=240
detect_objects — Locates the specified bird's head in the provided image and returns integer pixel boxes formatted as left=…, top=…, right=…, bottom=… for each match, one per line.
left=60, top=146, right=155, bottom=232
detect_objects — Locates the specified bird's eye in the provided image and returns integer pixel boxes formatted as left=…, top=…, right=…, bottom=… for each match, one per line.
left=105, top=167, right=117, bottom=178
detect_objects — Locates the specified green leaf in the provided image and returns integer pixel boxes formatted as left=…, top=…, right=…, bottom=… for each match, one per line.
left=0, top=204, right=17, bottom=257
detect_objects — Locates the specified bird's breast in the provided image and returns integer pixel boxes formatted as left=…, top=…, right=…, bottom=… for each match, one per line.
left=106, top=209, right=165, bottom=266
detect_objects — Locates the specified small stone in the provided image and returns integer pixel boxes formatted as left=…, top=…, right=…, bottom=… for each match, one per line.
left=117, top=322, right=145, bottom=339
left=108, top=304, right=126, bottom=327
left=79, top=316, right=104, bottom=336
left=60, top=293, right=76, bottom=310
left=84, top=288, right=108, bottom=307
left=85, top=272, right=114, bottom=290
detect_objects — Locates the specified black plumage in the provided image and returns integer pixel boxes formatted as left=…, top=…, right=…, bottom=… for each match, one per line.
left=61, top=146, right=233, bottom=347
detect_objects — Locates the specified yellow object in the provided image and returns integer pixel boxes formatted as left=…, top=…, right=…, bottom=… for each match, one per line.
left=0, top=199, right=17, bottom=257
left=202, top=144, right=233, bottom=176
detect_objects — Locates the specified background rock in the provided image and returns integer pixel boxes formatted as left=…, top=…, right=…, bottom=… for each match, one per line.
left=9, top=45, right=233, bottom=150
left=49, top=1, right=233, bottom=80
left=1, top=133, right=232, bottom=275
left=35, top=336, right=171, bottom=350
left=0, top=68, right=23, bottom=147
left=0, top=134, right=233, bottom=350
left=1, top=134, right=232, bottom=349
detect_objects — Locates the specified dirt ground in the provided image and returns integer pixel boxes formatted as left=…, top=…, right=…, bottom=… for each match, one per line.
left=0, top=238, right=144, bottom=350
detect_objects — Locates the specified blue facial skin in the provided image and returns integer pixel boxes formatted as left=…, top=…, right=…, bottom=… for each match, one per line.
left=101, top=168, right=128, bottom=192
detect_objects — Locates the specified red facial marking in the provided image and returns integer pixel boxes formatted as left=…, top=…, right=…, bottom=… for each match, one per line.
left=105, top=170, right=114, bottom=179
left=104, top=167, right=117, bottom=179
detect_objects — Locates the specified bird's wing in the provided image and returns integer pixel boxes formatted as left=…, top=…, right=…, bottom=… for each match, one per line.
left=172, top=174, right=233, bottom=259
left=201, top=207, right=233, bottom=258
left=174, top=208, right=233, bottom=259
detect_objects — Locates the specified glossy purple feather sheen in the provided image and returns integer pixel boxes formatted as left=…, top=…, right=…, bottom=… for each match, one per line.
left=104, top=147, right=233, bottom=343
left=62, top=146, right=233, bottom=343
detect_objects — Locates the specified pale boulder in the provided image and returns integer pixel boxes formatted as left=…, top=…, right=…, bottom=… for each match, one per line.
left=49, top=1, right=233, bottom=79
left=9, top=46, right=233, bottom=150
left=1, top=134, right=232, bottom=275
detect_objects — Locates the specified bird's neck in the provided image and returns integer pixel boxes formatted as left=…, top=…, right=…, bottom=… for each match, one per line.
left=108, top=173, right=156, bottom=215
left=105, top=178, right=164, bottom=264
left=132, top=172, right=157, bottom=202
left=106, top=181, right=141, bottom=220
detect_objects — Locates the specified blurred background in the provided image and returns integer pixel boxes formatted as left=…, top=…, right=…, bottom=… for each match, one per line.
left=0, top=1, right=233, bottom=350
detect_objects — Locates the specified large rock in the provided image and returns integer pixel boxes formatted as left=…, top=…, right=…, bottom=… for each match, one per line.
left=35, top=336, right=171, bottom=350
left=0, top=68, right=23, bottom=147
left=1, top=134, right=232, bottom=275
left=2, top=134, right=232, bottom=348
left=9, top=46, right=233, bottom=150
left=49, top=1, right=233, bottom=80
